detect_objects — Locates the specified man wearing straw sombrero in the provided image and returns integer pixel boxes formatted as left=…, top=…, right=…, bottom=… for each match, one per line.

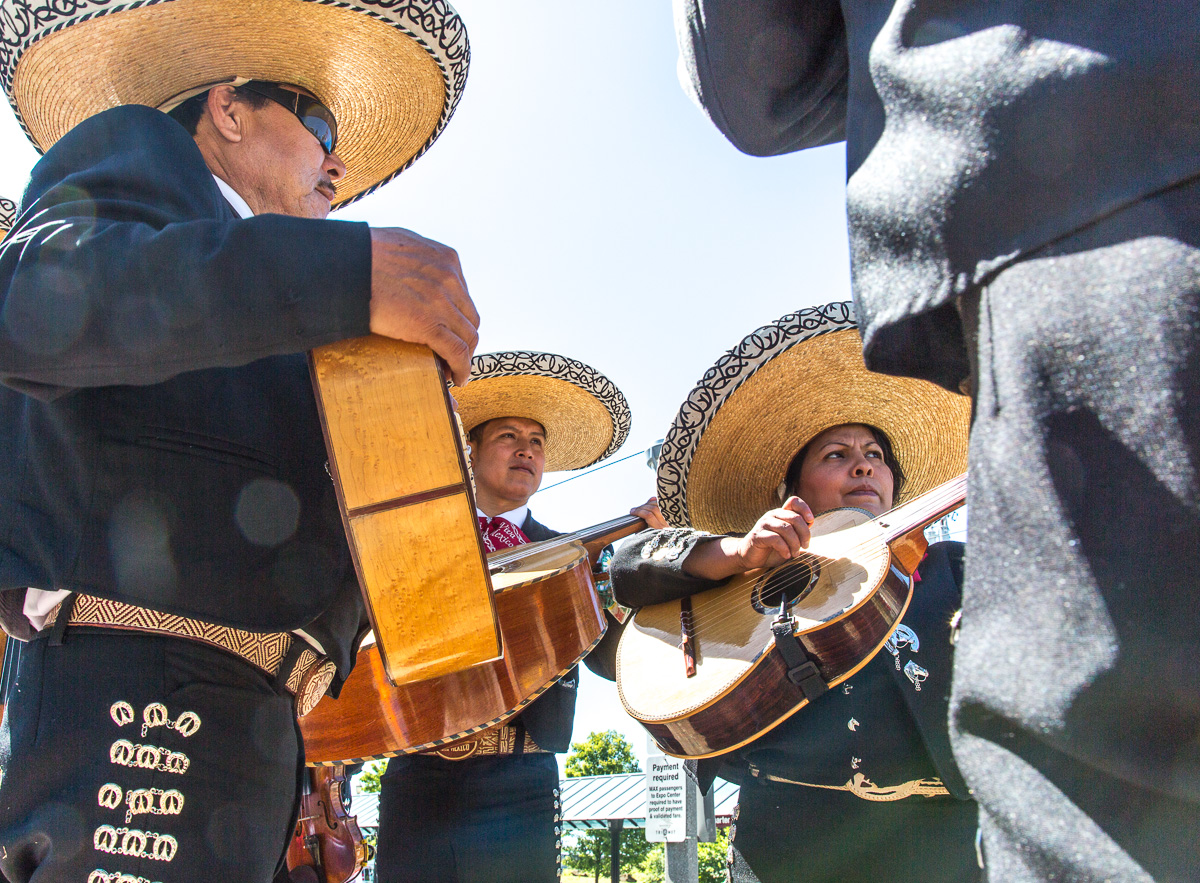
left=611, top=303, right=980, bottom=883
left=373, top=350, right=662, bottom=883
left=0, top=2, right=480, bottom=880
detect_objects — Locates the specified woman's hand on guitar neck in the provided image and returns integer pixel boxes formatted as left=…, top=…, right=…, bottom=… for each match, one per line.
left=368, top=227, right=481, bottom=386
left=682, top=496, right=815, bottom=581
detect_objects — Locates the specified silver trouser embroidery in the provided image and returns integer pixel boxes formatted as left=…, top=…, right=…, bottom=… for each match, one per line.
left=97, top=702, right=195, bottom=874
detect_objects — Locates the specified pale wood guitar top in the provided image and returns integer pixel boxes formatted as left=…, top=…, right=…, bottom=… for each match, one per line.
left=310, top=336, right=500, bottom=687
left=617, top=509, right=892, bottom=722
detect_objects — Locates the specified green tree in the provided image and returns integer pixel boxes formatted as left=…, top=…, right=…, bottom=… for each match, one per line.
left=697, top=828, right=730, bottom=883
left=635, top=843, right=664, bottom=882
left=565, top=730, right=640, bottom=778
left=354, top=759, right=388, bottom=794
left=563, top=731, right=653, bottom=882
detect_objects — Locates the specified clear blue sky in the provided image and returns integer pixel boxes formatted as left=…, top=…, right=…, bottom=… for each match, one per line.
left=0, top=0, right=858, bottom=769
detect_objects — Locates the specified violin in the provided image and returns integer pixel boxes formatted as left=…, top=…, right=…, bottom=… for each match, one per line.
left=286, top=763, right=368, bottom=883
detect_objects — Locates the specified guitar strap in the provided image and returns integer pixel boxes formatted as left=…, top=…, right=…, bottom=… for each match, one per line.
left=771, top=620, right=828, bottom=704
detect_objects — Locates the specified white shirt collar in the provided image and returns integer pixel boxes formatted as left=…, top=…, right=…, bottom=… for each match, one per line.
left=212, top=175, right=254, bottom=219
left=477, top=505, right=530, bottom=528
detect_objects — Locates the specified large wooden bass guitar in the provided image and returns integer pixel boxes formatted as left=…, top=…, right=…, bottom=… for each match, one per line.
left=616, top=475, right=966, bottom=758
left=301, top=515, right=644, bottom=765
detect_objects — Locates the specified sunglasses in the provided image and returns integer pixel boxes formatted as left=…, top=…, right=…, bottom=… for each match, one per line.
left=240, top=81, right=338, bottom=155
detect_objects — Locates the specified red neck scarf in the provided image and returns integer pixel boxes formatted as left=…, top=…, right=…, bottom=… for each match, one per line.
left=478, top=515, right=530, bottom=552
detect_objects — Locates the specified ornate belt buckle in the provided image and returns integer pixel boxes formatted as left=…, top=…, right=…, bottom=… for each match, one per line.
left=435, top=738, right=481, bottom=761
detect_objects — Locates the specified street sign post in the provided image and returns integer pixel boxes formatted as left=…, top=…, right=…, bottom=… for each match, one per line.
left=644, top=754, right=687, bottom=843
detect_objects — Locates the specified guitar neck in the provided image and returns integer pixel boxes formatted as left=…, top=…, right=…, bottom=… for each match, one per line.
left=575, top=515, right=646, bottom=561
left=488, top=514, right=647, bottom=572
left=875, top=473, right=967, bottom=544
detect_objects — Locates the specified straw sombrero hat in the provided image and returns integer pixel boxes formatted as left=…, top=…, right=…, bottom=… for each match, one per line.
left=0, top=0, right=469, bottom=208
left=656, top=301, right=970, bottom=534
left=454, top=352, right=631, bottom=473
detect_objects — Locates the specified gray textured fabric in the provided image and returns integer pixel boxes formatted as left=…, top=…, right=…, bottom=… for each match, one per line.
left=674, top=3, right=1200, bottom=879
left=674, top=0, right=1200, bottom=391
left=950, top=178, right=1200, bottom=883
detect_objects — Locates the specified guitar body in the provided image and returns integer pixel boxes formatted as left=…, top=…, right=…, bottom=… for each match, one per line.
left=616, top=508, right=915, bottom=758
left=301, top=539, right=606, bottom=764
left=310, top=336, right=500, bottom=686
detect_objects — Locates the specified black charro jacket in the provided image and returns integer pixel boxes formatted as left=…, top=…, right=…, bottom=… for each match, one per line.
left=0, top=105, right=373, bottom=686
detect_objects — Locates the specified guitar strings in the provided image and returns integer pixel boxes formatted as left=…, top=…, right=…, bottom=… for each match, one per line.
left=675, top=493, right=965, bottom=641
left=681, top=479, right=965, bottom=630
left=486, top=514, right=641, bottom=569
left=637, top=477, right=966, bottom=642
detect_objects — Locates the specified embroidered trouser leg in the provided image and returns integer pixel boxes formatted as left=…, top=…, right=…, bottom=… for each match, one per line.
left=0, top=630, right=302, bottom=883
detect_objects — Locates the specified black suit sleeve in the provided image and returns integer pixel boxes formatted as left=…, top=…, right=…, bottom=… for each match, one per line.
left=609, top=528, right=726, bottom=608
left=0, top=105, right=371, bottom=397
left=676, top=0, right=849, bottom=156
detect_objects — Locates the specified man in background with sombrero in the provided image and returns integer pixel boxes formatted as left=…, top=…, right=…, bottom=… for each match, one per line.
left=0, top=2, right=480, bottom=880
left=611, top=303, right=979, bottom=882
left=374, top=350, right=661, bottom=883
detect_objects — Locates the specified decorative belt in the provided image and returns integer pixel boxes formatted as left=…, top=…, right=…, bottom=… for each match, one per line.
left=44, top=594, right=336, bottom=718
left=425, top=724, right=547, bottom=761
left=748, top=765, right=950, bottom=801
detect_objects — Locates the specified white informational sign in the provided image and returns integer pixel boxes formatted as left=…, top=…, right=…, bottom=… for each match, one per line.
left=644, top=754, right=687, bottom=842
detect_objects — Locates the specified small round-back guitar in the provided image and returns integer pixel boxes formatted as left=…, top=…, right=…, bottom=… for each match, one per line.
left=615, top=475, right=966, bottom=758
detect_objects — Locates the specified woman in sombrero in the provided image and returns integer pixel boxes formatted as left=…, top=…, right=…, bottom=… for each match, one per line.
left=612, top=302, right=980, bottom=883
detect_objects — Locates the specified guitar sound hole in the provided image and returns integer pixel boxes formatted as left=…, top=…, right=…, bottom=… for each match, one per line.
left=752, top=559, right=819, bottom=614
